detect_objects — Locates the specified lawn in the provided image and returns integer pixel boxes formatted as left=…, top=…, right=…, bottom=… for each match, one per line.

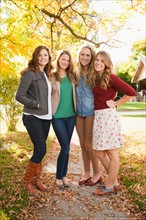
left=0, top=132, right=54, bottom=220
left=119, top=130, right=145, bottom=218
left=118, top=102, right=146, bottom=110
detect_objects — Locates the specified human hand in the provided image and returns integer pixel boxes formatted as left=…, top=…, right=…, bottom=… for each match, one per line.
left=106, top=100, right=116, bottom=109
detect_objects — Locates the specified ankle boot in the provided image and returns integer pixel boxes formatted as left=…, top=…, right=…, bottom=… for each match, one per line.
left=34, top=162, right=48, bottom=191
left=23, top=161, right=40, bottom=194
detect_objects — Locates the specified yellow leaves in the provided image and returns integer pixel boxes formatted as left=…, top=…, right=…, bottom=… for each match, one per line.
left=117, top=0, right=145, bottom=14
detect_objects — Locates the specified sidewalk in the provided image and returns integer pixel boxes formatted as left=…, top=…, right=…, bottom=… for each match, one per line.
left=36, top=138, right=131, bottom=220
left=34, top=115, right=145, bottom=220
left=117, top=109, right=145, bottom=115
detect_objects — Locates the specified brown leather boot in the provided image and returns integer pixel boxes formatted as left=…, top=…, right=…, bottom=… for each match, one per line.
left=34, top=162, right=48, bottom=191
left=23, top=161, right=40, bottom=194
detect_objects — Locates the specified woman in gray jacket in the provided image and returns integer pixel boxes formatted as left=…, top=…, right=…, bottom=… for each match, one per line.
left=16, top=45, right=53, bottom=194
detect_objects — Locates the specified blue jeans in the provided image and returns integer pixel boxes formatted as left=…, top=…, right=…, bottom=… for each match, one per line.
left=52, top=115, right=76, bottom=179
left=23, top=114, right=51, bottom=163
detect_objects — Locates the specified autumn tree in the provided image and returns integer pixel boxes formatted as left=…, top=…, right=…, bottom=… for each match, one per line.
left=0, top=0, right=145, bottom=131
left=2, top=0, right=145, bottom=65
left=0, top=75, right=22, bottom=131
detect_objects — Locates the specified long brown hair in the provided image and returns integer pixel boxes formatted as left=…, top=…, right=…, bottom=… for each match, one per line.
left=92, top=51, right=113, bottom=89
left=53, top=50, right=75, bottom=83
left=21, top=45, right=53, bottom=76
left=76, top=44, right=96, bottom=86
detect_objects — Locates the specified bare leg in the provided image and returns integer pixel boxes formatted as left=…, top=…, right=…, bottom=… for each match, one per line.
left=76, top=116, right=90, bottom=180
left=94, top=150, right=119, bottom=186
left=105, top=149, right=119, bottom=188
left=84, top=116, right=100, bottom=182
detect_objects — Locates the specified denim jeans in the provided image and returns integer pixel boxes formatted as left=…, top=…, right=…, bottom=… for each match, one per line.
left=52, top=115, right=76, bottom=179
left=23, top=114, right=51, bottom=163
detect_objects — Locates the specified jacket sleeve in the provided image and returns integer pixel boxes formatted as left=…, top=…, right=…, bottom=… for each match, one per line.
left=15, top=71, right=38, bottom=108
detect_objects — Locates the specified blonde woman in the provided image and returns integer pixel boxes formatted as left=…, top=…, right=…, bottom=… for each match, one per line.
left=92, top=51, right=136, bottom=195
left=75, top=45, right=102, bottom=186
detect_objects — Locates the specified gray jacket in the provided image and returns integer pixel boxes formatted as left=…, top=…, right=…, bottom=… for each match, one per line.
left=16, top=70, right=49, bottom=115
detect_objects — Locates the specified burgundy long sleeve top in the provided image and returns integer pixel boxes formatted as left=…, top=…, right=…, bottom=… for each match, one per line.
left=93, top=74, right=136, bottom=110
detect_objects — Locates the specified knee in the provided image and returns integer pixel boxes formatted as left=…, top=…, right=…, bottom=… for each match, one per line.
left=107, top=150, right=119, bottom=161
left=93, top=150, right=105, bottom=160
left=32, top=146, right=46, bottom=162
left=60, top=147, right=70, bottom=156
left=84, top=143, right=92, bottom=153
left=93, top=150, right=101, bottom=159
left=79, top=140, right=85, bottom=150
left=39, top=147, right=46, bottom=160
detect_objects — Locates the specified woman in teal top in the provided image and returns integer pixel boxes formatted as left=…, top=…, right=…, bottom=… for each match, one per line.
left=51, top=50, right=76, bottom=189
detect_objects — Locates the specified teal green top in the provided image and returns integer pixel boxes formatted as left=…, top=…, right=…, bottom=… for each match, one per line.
left=53, top=76, right=75, bottom=118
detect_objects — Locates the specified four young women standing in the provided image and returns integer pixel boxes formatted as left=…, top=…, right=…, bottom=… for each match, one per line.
left=16, top=45, right=136, bottom=195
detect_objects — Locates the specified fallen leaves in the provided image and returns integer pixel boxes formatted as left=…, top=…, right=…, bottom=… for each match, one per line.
left=0, top=130, right=145, bottom=220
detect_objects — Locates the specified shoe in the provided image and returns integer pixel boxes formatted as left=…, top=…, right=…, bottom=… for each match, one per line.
left=56, top=180, right=64, bottom=189
left=93, top=186, right=115, bottom=195
left=63, top=182, right=70, bottom=187
left=78, top=177, right=91, bottom=185
left=34, top=162, right=48, bottom=191
left=56, top=183, right=64, bottom=189
left=114, top=185, right=123, bottom=191
left=62, top=180, right=70, bottom=187
left=85, top=176, right=103, bottom=186
left=23, top=161, right=40, bottom=194
left=62, top=177, right=70, bottom=187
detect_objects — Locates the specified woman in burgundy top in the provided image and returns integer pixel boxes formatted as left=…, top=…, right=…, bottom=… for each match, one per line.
left=91, top=51, right=136, bottom=195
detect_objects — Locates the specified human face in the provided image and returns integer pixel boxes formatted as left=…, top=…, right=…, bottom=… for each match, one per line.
left=94, top=54, right=105, bottom=74
left=38, top=49, right=49, bottom=70
left=79, top=47, right=92, bottom=67
left=58, top=54, right=70, bottom=70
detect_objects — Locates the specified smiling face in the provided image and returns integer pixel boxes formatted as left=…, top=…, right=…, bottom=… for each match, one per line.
left=58, top=53, right=70, bottom=70
left=38, top=49, right=49, bottom=70
left=94, top=54, right=106, bottom=75
left=79, top=47, right=92, bottom=67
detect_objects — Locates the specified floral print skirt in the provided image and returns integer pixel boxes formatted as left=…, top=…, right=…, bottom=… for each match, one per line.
left=93, top=108, right=123, bottom=150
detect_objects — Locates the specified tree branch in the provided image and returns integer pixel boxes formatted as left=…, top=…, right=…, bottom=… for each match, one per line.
left=41, top=8, right=100, bottom=47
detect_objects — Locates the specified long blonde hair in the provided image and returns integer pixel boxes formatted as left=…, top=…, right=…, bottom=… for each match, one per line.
left=92, top=51, right=113, bottom=89
left=53, top=50, right=75, bottom=83
left=76, top=44, right=96, bottom=86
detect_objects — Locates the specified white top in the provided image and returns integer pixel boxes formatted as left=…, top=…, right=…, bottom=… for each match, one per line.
left=24, top=72, right=52, bottom=120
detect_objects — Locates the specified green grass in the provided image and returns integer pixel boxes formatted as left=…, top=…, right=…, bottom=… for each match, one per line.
left=118, top=102, right=146, bottom=110
left=0, top=132, right=54, bottom=220
left=122, top=115, right=145, bottom=118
